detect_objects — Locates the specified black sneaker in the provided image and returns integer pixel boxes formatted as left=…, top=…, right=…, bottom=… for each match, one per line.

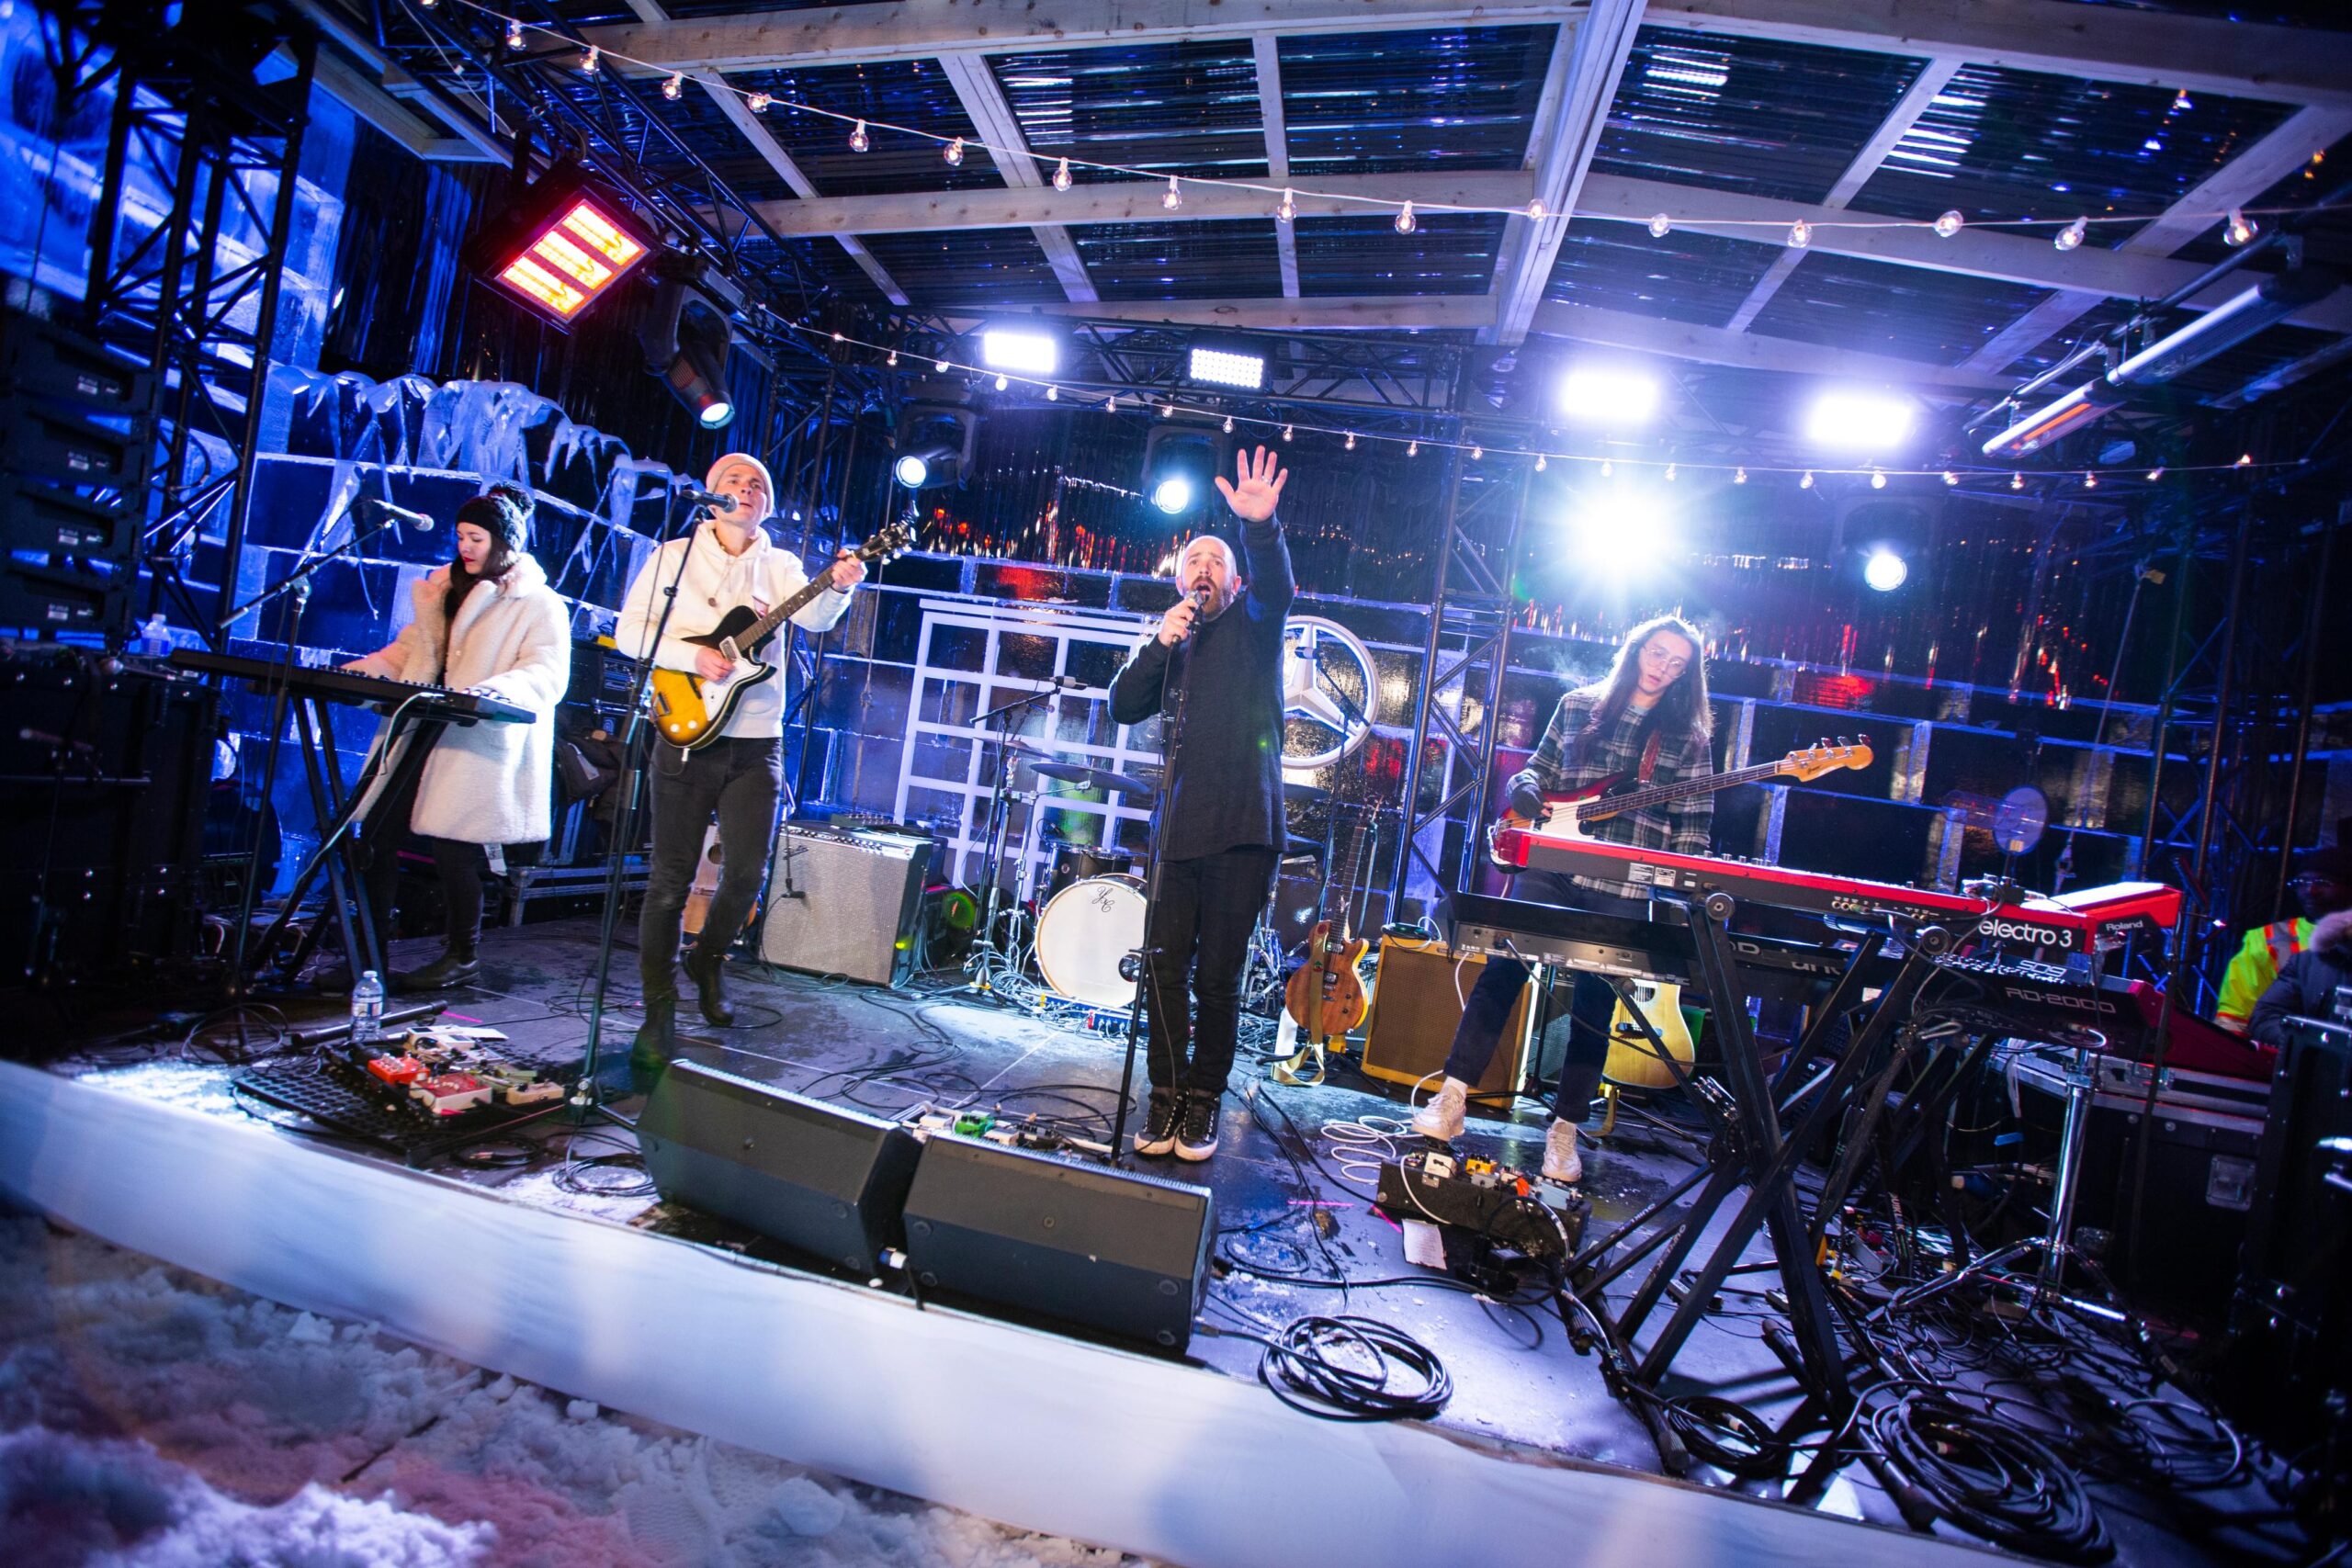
left=1134, top=1089, right=1178, bottom=1157
left=1175, top=1091, right=1220, bottom=1162
left=398, top=950, right=480, bottom=991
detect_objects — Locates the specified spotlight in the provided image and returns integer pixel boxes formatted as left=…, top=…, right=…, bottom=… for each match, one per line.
left=892, top=400, right=978, bottom=490
left=980, top=327, right=1057, bottom=376
left=1863, top=548, right=1908, bottom=592
left=1142, top=425, right=1221, bottom=517
left=466, top=169, right=656, bottom=326
left=895, top=449, right=951, bottom=488
left=639, top=264, right=744, bottom=429
left=1185, top=340, right=1267, bottom=390
left=1557, top=366, right=1660, bottom=425
left=1151, top=477, right=1193, bottom=515
left=1806, top=390, right=1915, bottom=452
left=1569, top=491, right=1672, bottom=578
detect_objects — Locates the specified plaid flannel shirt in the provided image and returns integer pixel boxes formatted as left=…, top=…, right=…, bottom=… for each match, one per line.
left=1514, top=683, right=1715, bottom=900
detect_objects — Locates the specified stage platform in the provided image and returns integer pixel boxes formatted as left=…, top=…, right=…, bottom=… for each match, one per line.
left=0, top=919, right=2285, bottom=1567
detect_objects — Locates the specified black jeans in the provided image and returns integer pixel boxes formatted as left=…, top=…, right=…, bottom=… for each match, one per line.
left=1142, top=845, right=1281, bottom=1098
left=639, top=735, right=781, bottom=997
left=357, top=739, right=487, bottom=958
left=1442, top=883, right=1650, bottom=1123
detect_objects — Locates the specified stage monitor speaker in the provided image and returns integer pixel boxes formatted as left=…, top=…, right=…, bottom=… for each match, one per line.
left=902, top=1137, right=1214, bottom=1352
left=1361, top=935, right=1533, bottom=1111
left=759, top=823, right=930, bottom=986
left=639, top=1060, right=922, bottom=1273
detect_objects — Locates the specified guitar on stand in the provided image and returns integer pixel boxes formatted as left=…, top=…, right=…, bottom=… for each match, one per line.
left=649, top=522, right=912, bottom=750
left=1276, top=804, right=1378, bottom=1087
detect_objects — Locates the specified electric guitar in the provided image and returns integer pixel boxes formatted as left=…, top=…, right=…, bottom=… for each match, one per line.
left=1486, top=739, right=1874, bottom=870
left=1278, top=806, right=1376, bottom=1085
left=648, top=522, right=912, bottom=750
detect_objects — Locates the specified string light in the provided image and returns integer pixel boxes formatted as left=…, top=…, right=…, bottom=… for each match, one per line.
left=1870, top=468, right=1886, bottom=489
left=1787, top=219, right=1811, bottom=249
left=2223, top=207, right=2258, bottom=246
left=578, top=45, right=599, bottom=73
left=1163, top=176, right=1182, bottom=211
left=1408, top=440, right=1419, bottom=457
left=662, top=73, right=683, bottom=101
left=1647, top=212, right=1671, bottom=239
left=2011, top=471, right=2025, bottom=490
left=2082, top=471, right=2098, bottom=489
left=1600, top=459, right=1613, bottom=478
left=1053, top=157, right=1071, bottom=192
left=1933, top=210, right=1963, bottom=239
left=1395, top=201, right=1417, bottom=234
left=886, top=348, right=898, bottom=367
left=934, top=357, right=949, bottom=372
left=1734, top=467, right=1747, bottom=484
left=2146, top=466, right=2165, bottom=481
left=505, top=17, right=523, bottom=49
left=849, top=120, right=869, bottom=152
left=1162, top=400, right=1174, bottom=418
left=418, top=0, right=435, bottom=8
left=748, top=92, right=773, bottom=113
left=2235, top=453, right=2253, bottom=467
left=2172, top=89, right=2195, bottom=113
left=1533, top=453, right=1545, bottom=471
left=1942, top=470, right=1958, bottom=485
left=1799, top=470, right=1815, bottom=489
left=2054, top=217, right=2087, bottom=251
left=1046, top=385, right=1058, bottom=400
left=1283, top=424, right=1294, bottom=442
left=944, top=137, right=966, bottom=167
left=1222, top=413, right=1234, bottom=433
left=1527, top=198, right=1545, bottom=220
left=831, top=331, right=844, bottom=343
left=1345, top=432, right=1357, bottom=451
left=994, top=373, right=1008, bottom=390
left=1664, top=463, right=1677, bottom=481
left=1276, top=188, right=1296, bottom=223
left=1470, top=444, right=1482, bottom=459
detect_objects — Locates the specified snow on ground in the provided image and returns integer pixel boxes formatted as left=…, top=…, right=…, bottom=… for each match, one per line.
left=0, top=1206, right=1150, bottom=1567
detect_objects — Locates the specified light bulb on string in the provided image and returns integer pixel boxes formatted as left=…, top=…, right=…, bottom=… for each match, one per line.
left=1870, top=468, right=1886, bottom=490
left=1933, top=210, right=1963, bottom=238
left=1734, top=467, right=1747, bottom=484
left=2054, top=217, right=2087, bottom=251
left=1800, top=470, right=1815, bottom=490
left=662, top=73, right=683, bottom=101
left=1162, top=176, right=1182, bottom=211
left=886, top=349, right=898, bottom=367
left=994, top=374, right=1008, bottom=391
left=578, top=45, right=599, bottom=73
left=1408, top=440, right=1419, bottom=457
left=1222, top=414, right=1234, bottom=434
left=1527, top=198, right=1545, bottom=220
left=1942, top=470, right=1958, bottom=485
left=1787, top=219, right=1811, bottom=249
left=944, top=137, right=965, bottom=167
left=1396, top=202, right=1417, bottom=234
left=1664, top=463, right=1677, bottom=482
left=1600, top=459, right=1612, bottom=478
left=1046, top=385, right=1058, bottom=401
left=1052, top=158, right=1071, bottom=191
left=2146, top=466, right=2165, bottom=481
left=1470, top=444, right=1482, bottom=459
left=2083, top=471, right=2098, bottom=489
left=2223, top=208, right=2258, bottom=246
left=831, top=331, right=844, bottom=343
left=849, top=120, right=869, bottom=152
left=1276, top=188, right=1295, bottom=223
left=505, top=17, right=523, bottom=49
left=1534, top=454, right=1546, bottom=471
left=747, top=92, right=773, bottom=113
left=1161, top=401, right=1174, bottom=419
left=1283, top=424, right=1294, bottom=443
left=1647, top=212, right=1671, bottom=238
left=1344, top=432, right=1356, bottom=451
left=2011, top=471, right=2025, bottom=491
left=934, top=358, right=949, bottom=373
left=2235, top=453, right=2253, bottom=467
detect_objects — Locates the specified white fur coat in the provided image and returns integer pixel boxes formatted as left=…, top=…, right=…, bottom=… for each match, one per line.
left=348, top=553, right=571, bottom=845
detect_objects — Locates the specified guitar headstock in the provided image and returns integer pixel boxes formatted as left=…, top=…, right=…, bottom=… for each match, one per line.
left=1781, top=736, right=1874, bottom=781
left=859, top=521, right=915, bottom=564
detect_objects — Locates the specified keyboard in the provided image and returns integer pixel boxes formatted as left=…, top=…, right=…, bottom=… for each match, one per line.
left=171, top=649, right=533, bottom=725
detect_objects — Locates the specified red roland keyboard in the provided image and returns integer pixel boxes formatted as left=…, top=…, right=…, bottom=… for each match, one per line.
left=1488, top=828, right=2180, bottom=957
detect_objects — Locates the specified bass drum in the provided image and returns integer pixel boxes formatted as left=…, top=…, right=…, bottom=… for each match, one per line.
left=1035, top=874, right=1147, bottom=1010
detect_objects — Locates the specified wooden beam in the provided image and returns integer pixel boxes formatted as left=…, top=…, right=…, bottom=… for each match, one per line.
left=1488, top=4, right=1647, bottom=348
left=1724, top=58, right=1961, bottom=333
left=995, top=295, right=1500, bottom=332
left=705, top=83, right=912, bottom=307
left=746, top=171, right=1535, bottom=234
left=1532, top=299, right=2013, bottom=389
left=2211, top=333, right=2352, bottom=410
left=309, top=49, right=498, bottom=163
left=581, top=0, right=2352, bottom=109
left=1251, top=35, right=1299, bottom=301
left=936, top=52, right=1098, bottom=304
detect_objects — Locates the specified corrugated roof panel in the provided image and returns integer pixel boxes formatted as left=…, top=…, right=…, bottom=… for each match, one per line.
left=719, top=60, right=997, bottom=197
left=1750, top=253, right=2052, bottom=364
left=1069, top=220, right=1283, bottom=300
left=1294, top=213, right=1508, bottom=297
left=1278, top=27, right=1558, bottom=177
left=858, top=228, right=1067, bottom=306
left=1543, top=227, right=1786, bottom=327
left=1593, top=28, right=1928, bottom=204
left=989, top=42, right=1268, bottom=184
left=1847, top=65, right=2295, bottom=241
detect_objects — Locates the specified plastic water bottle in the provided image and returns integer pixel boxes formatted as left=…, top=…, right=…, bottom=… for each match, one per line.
left=136, top=614, right=172, bottom=658
left=350, top=970, right=385, bottom=1046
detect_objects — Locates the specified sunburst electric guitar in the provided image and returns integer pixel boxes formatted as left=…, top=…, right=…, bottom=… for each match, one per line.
left=648, top=523, right=912, bottom=750
left=1487, top=739, right=1874, bottom=1089
left=1278, top=807, right=1376, bottom=1087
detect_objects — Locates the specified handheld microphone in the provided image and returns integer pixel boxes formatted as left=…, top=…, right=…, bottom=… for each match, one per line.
left=677, top=485, right=740, bottom=513
left=357, top=497, right=434, bottom=532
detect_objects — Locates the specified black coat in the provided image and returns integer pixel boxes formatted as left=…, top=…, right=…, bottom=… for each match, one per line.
left=2250, top=910, right=2352, bottom=1045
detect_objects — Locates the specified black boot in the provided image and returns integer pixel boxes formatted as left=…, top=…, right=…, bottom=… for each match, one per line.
left=683, top=945, right=735, bottom=1028
left=399, top=945, right=480, bottom=991
left=628, top=995, right=678, bottom=1097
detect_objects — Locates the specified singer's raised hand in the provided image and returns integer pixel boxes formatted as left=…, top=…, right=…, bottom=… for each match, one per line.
left=1215, top=446, right=1287, bottom=523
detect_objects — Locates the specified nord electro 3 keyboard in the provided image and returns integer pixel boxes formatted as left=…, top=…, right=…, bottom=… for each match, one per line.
left=171, top=649, right=532, bottom=725
left=1488, top=828, right=2179, bottom=956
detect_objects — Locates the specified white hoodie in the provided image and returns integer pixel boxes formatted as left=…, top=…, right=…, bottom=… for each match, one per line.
left=614, top=522, right=852, bottom=739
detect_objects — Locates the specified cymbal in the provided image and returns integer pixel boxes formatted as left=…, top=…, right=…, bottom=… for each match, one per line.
left=1034, top=761, right=1154, bottom=798
left=1283, top=779, right=1329, bottom=805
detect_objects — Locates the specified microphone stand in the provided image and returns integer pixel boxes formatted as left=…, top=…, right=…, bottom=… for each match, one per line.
left=573, top=498, right=715, bottom=1118
left=964, top=682, right=1060, bottom=997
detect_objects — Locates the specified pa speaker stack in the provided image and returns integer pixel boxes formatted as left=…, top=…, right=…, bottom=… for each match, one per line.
left=639, top=1063, right=1215, bottom=1352
left=0, top=308, right=153, bottom=641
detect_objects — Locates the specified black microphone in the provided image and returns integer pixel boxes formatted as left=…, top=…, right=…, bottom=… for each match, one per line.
left=357, top=497, right=434, bottom=532
left=676, top=485, right=739, bottom=513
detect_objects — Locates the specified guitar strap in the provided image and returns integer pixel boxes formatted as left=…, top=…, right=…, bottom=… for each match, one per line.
left=1638, top=730, right=1664, bottom=783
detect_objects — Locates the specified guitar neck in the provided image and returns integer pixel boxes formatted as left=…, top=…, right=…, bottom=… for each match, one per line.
left=737, top=572, right=838, bottom=651
left=1577, top=758, right=1787, bottom=821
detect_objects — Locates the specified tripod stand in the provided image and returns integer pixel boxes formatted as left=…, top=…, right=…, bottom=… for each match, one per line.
left=961, top=684, right=1060, bottom=998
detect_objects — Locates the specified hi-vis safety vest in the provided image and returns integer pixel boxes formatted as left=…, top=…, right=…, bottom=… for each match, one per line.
left=2216, top=917, right=2313, bottom=1022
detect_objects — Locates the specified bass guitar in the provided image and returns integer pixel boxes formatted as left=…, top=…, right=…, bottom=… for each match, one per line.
left=649, top=522, right=913, bottom=750
left=1486, top=739, right=1873, bottom=870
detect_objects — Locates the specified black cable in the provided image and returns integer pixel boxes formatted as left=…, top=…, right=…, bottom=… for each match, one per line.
left=1205, top=1314, right=1453, bottom=1423
left=1865, top=1392, right=2111, bottom=1562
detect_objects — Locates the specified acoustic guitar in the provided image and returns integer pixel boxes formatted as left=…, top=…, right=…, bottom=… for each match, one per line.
left=1604, top=980, right=1696, bottom=1090
left=648, top=522, right=912, bottom=750
left=1486, top=739, right=1874, bottom=869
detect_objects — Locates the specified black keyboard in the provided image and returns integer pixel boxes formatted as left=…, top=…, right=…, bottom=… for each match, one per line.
left=172, top=649, right=532, bottom=725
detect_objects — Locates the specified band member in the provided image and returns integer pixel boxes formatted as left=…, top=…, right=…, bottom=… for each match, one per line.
left=344, top=482, right=571, bottom=988
left=616, top=452, right=865, bottom=1080
left=1413, top=615, right=1714, bottom=1184
left=2249, top=905, right=2352, bottom=1046
left=1110, top=446, right=1293, bottom=1161
left=2217, top=844, right=2351, bottom=1033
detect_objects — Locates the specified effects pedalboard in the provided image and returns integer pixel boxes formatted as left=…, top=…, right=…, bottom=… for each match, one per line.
left=349, top=1027, right=566, bottom=1117
left=1376, top=1149, right=1589, bottom=1260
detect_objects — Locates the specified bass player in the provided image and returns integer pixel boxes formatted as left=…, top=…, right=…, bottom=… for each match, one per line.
left=615, top=452, right=865, bottom=1083
left=1412, top=615, right=1714, bottom=1183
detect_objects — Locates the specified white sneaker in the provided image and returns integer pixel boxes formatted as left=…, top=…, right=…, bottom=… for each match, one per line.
left=1411, top=1077, right=1469, bottom=1141
left=1543, top=1120, right=1583, bottom=1185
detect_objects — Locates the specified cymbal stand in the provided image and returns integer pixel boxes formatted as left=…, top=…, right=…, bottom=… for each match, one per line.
left=963, top=685, right=1057, bottom=998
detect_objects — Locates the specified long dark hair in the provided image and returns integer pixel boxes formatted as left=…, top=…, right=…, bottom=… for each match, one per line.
left=1575, top=614, right=1712, bottom=762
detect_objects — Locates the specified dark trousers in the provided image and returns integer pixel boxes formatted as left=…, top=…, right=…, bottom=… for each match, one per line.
left=1142, top=845, right=1281, bottom=1098
left=1442, top=884, right=1649, bottom=1123
left=639, top=735, right=781, bottom=997
left=357, top=745, right=487, bottom=958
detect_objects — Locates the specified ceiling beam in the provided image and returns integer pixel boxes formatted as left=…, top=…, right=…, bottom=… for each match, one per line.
left=1487, top=3, right=1646, bottom=347
left=936, top=53, right=1099, bottom=304
left=581, top=0, right=2352, bottom=110
left=746, top=171, right=1533, bottom=233
left=309, top=48, right=500, bottom=163
left=2211, top=333, right=2352, bottom=411
left=1251, top=36, right=1299, bottom=300
left=1958, top=103, right=2352, bottom=374
left=1724, top=57, right=1961, bottom=333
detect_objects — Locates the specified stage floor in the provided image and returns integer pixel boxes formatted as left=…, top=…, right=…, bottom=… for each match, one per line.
left=13, top=918, right=2292, bottom=1566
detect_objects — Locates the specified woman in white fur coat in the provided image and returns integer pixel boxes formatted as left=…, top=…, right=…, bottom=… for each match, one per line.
left=343, top=482, right=571, bottom=988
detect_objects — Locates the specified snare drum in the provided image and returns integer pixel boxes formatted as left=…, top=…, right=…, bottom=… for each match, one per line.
left=1035, top=874, right=1147, bottom=1009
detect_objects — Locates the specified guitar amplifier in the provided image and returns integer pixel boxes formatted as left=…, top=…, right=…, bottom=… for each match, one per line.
left=1361, top=935, right=1537, bottom=1111
left=759, top=823, right=931, bottom=986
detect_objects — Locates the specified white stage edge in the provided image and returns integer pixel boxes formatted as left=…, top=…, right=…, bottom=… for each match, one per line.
left=0, top=1061, right=2001, bottom=1568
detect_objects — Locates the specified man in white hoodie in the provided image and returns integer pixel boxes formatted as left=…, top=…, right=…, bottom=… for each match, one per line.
left=616, top=452, right=865, bottom=1080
